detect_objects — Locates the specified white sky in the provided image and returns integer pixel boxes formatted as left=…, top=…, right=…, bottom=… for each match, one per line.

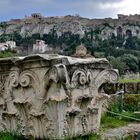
left=120, top=0, right=140, bottom=15
left=100, top=0, right=140, bottom=15
left=0, top=0, right=140, bottom=21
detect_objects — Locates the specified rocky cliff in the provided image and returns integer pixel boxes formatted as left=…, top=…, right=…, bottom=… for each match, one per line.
left=1, top=14, right=140, bottom=40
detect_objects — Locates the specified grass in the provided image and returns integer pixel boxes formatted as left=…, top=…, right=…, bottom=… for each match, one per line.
left=65, top=133, right=101, bottom=140
left=100, top=112, right=138, bottom=139
left=100, top=96, right=140, bottom=131
left=100, top=114, right=129, bottom=131
left=0, top=50, right=18, bottom=58
left=0, top=132, right=28, bottom=140
left=118, top=78, right=140, bottom=83
left=100, top=111, right=140, bottom=131
left=0, top=132, right=101, bottom=140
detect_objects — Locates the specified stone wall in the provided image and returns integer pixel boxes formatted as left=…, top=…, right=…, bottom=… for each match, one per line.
left=0, top=54, right=118, bottom=139
left=104, top=83, right=140, bottom=95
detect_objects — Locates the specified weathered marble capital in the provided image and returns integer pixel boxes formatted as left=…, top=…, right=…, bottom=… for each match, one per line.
left=0, top=54, right=119, bottom=139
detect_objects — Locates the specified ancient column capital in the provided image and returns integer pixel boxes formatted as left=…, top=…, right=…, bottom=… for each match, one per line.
left=0, top=54, right=119, bottom=139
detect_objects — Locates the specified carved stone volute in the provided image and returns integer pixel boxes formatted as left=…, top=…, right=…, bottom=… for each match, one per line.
left=94, top=69, right=119, bottom=89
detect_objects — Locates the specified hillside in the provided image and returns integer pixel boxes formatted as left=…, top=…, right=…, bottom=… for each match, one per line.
left=1, top=14, right=140, bottom=38
left=0, top=13, right=140, bottom=74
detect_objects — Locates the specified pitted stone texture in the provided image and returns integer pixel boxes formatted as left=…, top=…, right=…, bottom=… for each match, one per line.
left=0, top=54, right=119, bottom=139
left=101, top=123, right=140, bottom=140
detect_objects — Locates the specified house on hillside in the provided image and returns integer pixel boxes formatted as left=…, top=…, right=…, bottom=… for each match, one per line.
left=33, top=40, right=51, bottom=53
left=6, top=41, right=16, bottom=49
left=0, top=41, right=16, bottom=51
left=0, top=43, right=7, bottom=51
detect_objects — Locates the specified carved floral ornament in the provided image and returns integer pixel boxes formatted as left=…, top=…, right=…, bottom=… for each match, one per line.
left=44, top=64, right=93, bottom=89
left=7, top=70, right=40, bottom=89
left=0, top=56, right=119, bottom=139
left=45, top=64, right=119, bottom=90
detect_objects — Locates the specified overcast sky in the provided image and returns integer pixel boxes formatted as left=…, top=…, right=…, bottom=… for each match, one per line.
left=0, top=0, right=140, bottom=22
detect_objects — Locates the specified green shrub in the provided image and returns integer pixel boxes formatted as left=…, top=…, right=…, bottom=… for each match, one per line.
left=107, top=96, right=121, bottom=115
left=123, top=94, right=140, bottom=111
left=0, top=50, right=18, bottom=58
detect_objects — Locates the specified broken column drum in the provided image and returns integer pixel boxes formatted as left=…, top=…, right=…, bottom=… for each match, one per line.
left=0, top=54, right=119, bottom=139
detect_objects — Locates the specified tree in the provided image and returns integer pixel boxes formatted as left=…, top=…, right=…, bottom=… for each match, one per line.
left=124, top=38, right=135, bottom=49
left=32, top=33, right=41, bottom=40
left=121, top=54, right=139, bottom=72
left=108, top=56, right=127, bottom=75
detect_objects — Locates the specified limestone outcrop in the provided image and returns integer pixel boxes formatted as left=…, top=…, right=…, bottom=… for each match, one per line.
left=1, top=14, right=140, bottom=40
left=0, top=54, right=119, bottom=139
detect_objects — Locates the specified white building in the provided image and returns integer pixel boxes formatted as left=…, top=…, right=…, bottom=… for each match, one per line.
left=33, top=40, right=50, bottom=53
left=6, top=41, right=16, bottom=49
left=0, top=41, right=16, bottom=51
left=0, top=43, right=7, bottom=51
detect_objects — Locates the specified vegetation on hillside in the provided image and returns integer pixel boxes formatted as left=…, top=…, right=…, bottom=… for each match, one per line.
left=0, top=49, right=18, bottom=58
left=0, top=25, right=140, bottom=74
